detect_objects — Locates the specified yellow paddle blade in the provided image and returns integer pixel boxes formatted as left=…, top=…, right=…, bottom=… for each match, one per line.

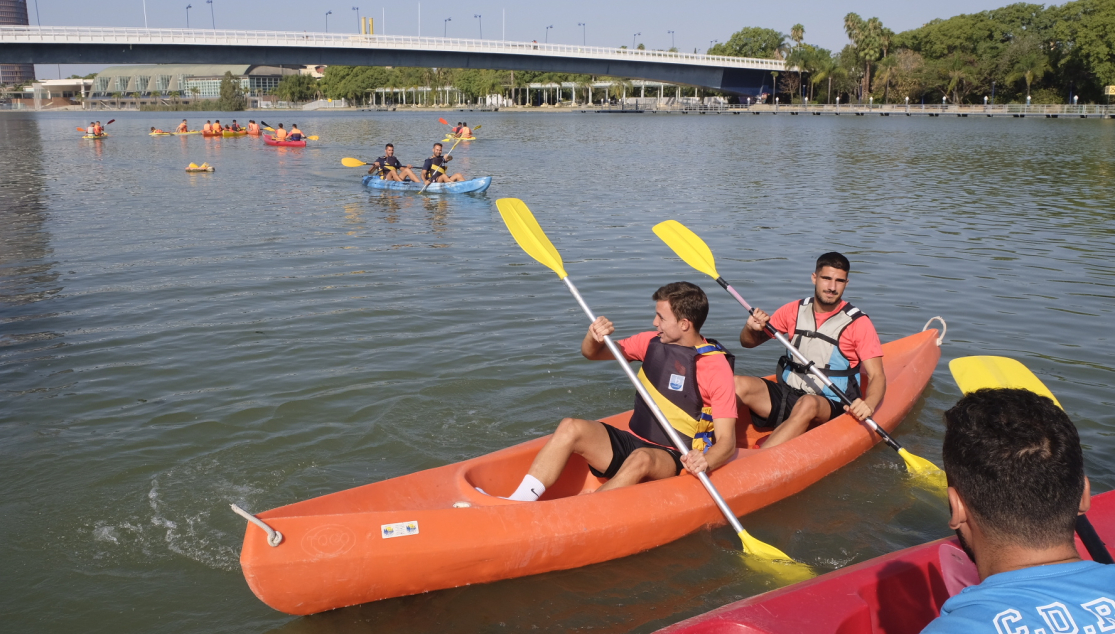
left=949, top=356, right=1062, bottom=408
left=652, top=220, right=720, bottom=280
left=307, top=135, right=319, bottom=141
left=341, top=157, right=367, bottom=167
left=898, top=448, right=947, bottom=489
left=739, top=545, right=817, bottom=583
left=495, top=198, right=567, bottom=279
left=739, top=529, right=793, bottom=561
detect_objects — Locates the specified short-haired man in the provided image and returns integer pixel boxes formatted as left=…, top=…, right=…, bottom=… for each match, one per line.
left=503, top=282, right=738, bottom=501
left=422, top=142, right=466, bottom=184
left=734, top=252, right=885, bottom=449
left=175, top=119, right=189, bottom=133
left=369, top=143, right=422, bottom=183
left=920, top=388, right=1112, bottom=634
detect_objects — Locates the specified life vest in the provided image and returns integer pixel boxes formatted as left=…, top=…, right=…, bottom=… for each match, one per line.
left=776, top=298, right=865, bottom=403
left=203, top=123, right=212, bottom=132
left=427, top=157, right=447, bottom=178
left=274, top=129, right=287, bottom=141
left=248, top=123, right=259, bottom=133
left=377, top=156, right=400, bottom=179
left=629, top=336, right=735, bottom=453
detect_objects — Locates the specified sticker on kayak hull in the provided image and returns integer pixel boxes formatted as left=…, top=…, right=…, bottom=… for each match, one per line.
left=381, top=521, right=419, bottom=539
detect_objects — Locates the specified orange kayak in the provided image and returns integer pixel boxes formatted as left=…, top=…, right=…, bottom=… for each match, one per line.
left=239, top=327, right=942, bottom=615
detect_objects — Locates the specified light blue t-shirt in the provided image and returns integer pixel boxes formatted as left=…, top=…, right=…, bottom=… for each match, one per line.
left=921, top=561, right=1115, bottom=634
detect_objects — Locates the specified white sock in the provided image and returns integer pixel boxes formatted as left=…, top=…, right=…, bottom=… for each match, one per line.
left=506, top=474, right=546, bottom=502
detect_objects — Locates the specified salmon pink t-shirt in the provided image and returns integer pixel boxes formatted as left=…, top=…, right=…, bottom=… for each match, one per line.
left=617, top=331, right=738, bottom=420
left=768, top=300, right=883, bottom=367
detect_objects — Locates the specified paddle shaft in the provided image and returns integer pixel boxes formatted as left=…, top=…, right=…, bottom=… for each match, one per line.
left=715, top=277, right=903, bottom=452
left=419, top=138, right=464, bottom=193
left=560, top=276, right=749, bottom=537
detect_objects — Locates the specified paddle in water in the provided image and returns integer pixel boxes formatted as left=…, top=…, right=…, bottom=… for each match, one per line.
left=949, top=356, right=1114, bottom=565
left=652, top=219, right=946, bottom=489
left=495, top=198, right=807, bottom=571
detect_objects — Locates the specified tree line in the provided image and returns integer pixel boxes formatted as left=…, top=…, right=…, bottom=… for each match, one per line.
left=711, top=0, right=1115, bottom=104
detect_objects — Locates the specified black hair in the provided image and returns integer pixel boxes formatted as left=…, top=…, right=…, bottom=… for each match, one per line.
left=815, top=252, right=850, bottom=273
left=943, top=388, right=1084, bottom=548
left=651, top=282, right=709, bottom=332
left=433, top=142, right=443, bottom=149
left=385, top=143, right=394, bottom=149
left=462, top=122, right=467, bottom=126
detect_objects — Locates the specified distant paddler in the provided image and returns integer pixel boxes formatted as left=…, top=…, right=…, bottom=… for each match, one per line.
left=175, top=119, right=189, bottom=133
left=150, top=126, right=170, bottom=134
left=369, top=143, right=422, bottom=183
left=213, top=119, right=224, bottom=132
left=247, top=120, right=261, bottom=134
left=457, top=122, right=473, bottom=138
left=287, top=124, right=306, bottom=142
left=228, top=119, right=243, bottom=132
left=422, top=142, right=465, bottom=185
left=202, top=120, right=214, bottom=133
left=273, top=124, right=288, bottom=142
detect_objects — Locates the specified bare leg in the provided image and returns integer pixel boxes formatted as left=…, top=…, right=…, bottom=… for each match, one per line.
left=760, top=394, right=831, bottom=449
left=384, top=170, right=402, bottom=181
left=525, top=418, right=614, bottom=488
left=398, top=167, right=421, bottom=182
left=448, top=173, right=466, bottom=182
left=596, top=447, right=678, bottom=491
left=735, top=375, right=773, bottom=419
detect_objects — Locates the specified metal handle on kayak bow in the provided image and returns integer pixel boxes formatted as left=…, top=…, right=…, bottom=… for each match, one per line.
left=562, top=277, right=751, bottom=538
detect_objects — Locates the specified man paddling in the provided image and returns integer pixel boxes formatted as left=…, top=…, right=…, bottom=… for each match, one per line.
left=458, top=122, right=472, bottom=138
left=247, top=120, right=260, bottom=134
left=203, top=120, right=213, bottom=133
left=920, top=388, right=1113, bottom=634
left=175, top=119, right=189, bottom=133
left=287, top=124, right=305, bottom=142
left=273, top=124, right=288, bottom=142
left=503, top=282, right=738, bottom=501
left=734, top=252, right=885, bottom=449
left=369, top=143, right=421, bottom=183
left=422, top=143, right=465, bottom=184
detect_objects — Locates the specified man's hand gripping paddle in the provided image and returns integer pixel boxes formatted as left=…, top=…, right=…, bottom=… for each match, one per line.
left=652, top=220, right=946, bottom=490
left=949, top=356, right=1114, bottom=565
left=496, top=198, right=808, bottom=572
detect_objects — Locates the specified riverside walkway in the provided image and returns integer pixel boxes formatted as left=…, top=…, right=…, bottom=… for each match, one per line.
left=0, top=26, right=782, bottom=97
left=588, top=102, right=1115, bottom=118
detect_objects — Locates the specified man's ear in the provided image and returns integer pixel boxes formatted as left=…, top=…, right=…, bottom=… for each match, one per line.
left=947, top=487, right=968, bottom=531
left=679, top=318, right=692, bottom=333
left=1080, top=476, right=1091, bottom=515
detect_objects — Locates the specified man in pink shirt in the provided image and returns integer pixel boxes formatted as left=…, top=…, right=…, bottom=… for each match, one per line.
left=735, top=252, right=886, bottom=449
left=503, top=282, right=739, bottom=501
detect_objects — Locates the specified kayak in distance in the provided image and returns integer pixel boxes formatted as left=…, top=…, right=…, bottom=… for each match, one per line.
left=222, top=130, right=248, bottom=137
left=442, top=136, right=477, bottom=142
left=361, top=174, right=492, bottom=193
left=202, top=131, right=222, bottom=137
left=656, top=489, right=1115, bottom=634
left=82, top=134, right=109, bottom=139
left=185, top=162, right=214, bottom=172
left=263, top=134, right=306, bottom=147
left=174, top=130, right=202, bottom=135
left=237, top=327, right=941, bottom=615
left=149, top=132, right=172, bottom=136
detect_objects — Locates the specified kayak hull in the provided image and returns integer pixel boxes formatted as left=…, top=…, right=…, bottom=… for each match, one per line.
left=263, top=134, right=306, bottom=147
left=442, top=136, right=476, bottom=142
left=656, top=490, right=1115, bottom=634
left=223, top=130, right=248, bottom=137
left=360, top=174, right=491, bottom=193
left=239, top=329, right=941, bottom=615
left=82, top=134, right=108, bottom=139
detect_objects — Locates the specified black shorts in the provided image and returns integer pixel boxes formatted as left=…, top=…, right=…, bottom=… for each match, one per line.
left=590, top=423, right=684, bottom=479
left=749, top=379, right=844, bottom=428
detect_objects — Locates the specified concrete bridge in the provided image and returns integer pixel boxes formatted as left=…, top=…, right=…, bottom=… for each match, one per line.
left=0, top=26, right=784, bottom=97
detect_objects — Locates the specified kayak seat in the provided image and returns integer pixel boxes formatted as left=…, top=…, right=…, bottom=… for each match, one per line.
left=463, top=448, right=605, bottom=502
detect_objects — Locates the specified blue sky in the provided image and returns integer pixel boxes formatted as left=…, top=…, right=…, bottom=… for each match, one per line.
left=33, top=0, right=1029, bottom=79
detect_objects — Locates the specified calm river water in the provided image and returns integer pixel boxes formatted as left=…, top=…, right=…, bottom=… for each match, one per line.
left=2, top=109, right=1113, bottom=633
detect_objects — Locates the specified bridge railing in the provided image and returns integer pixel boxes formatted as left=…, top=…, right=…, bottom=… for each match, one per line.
left=0, top=26, right=786, bottom=71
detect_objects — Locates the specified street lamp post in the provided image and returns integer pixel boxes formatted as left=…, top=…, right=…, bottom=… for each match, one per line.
left=632, top=32, right=640, bottom=49
left=325, top=10, right=332, bottom=32
left=352, top=7, right=360, bottom=33
left=186, top=4, right=191, bottom=27
left=668, top=30, right=674, bottom=49
left=578, top=22, right=586, bottom=46
left=545, top=25, right=553, bottom=43
left=443, top=17, right=451, bottom=37
left=708, top=40, right=717, bottom=54
left=206, top=0, right=214, bottom=28
left=474, top=14, right=482, bottom=39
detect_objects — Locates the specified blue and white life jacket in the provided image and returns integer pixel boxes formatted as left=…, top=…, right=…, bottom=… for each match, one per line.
left=776, top=298, right=865, bottom=403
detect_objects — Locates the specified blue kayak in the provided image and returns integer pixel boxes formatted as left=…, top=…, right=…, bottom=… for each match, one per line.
left=361, top=175, right=491, bottom=193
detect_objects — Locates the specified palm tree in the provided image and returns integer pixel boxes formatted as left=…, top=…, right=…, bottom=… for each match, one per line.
left=1007, top=52, right=1051, bottom=99
left=790, top=24, right=804, bottom=47
left=190, top=86, right=201, bottom=103
left=874, top=55, right=898, bottom=103
left=111, top=91, right=122, bottom=109
left=944, top=53, right=976, bottom=104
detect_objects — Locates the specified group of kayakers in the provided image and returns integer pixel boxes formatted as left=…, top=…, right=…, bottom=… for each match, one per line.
left=367, top=142, right=466, bottom=185
left=85, top=121, right=106, bottom=136
left=270, top=123, right=306, bottom=142
left=505, top=253, right=881, bottom=499
left=202, top=119, right=255, bottom=134
left=447, top=121, right=473, bottom=138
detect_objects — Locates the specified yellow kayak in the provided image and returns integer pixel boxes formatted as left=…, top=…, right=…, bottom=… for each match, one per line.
left=173, top=131, right=201, bottom=135
left=82, top=134, right=109, bottom=139
left=150, top=132, right=172, bottom=136
left=442, top=136, right=476, bottom=142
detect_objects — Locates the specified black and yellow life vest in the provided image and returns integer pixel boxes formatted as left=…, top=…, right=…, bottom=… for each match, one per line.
left=629, top=336, right=735, bottom=452
left=426, top=157, right=447, bottom=178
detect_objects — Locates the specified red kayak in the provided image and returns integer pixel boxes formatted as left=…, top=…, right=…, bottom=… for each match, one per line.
left=263, top=134, right=306, bottom=147
left=657, top=489, right=1115, bottom=634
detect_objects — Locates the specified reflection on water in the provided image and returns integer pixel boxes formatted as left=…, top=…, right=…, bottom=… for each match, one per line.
left=0, top=111, right=1112, bottom=634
